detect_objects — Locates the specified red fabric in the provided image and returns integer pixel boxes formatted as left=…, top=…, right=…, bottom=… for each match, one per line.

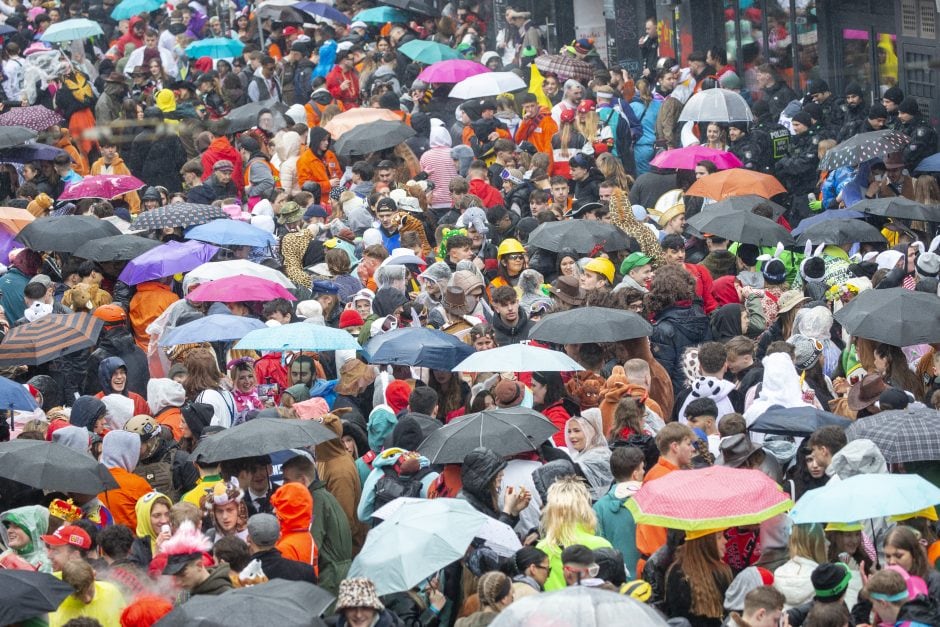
left=254, top=353, right=288, bottom=405
left=385, top=380, right=411, bottom=414
left=325, top=66, right=360, bottom=108
left=468, top=178, right=505, bottom=208
left=201, top=137, right=244, bottom=190
left=711, top=275, right=741, bottom=307
left=113, top=16, right=145, bottom=56
left=540, top=400, right=571, bottom=446
left=685, top=262, right=718, bottom=314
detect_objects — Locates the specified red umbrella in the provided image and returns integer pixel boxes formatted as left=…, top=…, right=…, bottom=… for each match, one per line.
left=650, top=146, right=743, bottom=171
left=58, top=174, right=145, bottom=201
left=626, top=466, right=792, bottom=531
left=185, top=274, right=297, bottom=303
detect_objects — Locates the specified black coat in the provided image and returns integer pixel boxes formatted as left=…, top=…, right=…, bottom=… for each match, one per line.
left=490, top=306, right=533, bottom=347
left=650, top=304, right=712, bottom=392
left=457, top=447, right=519, bottom=529
left=130, top=130, right=186, bottom=193
left=901, top=114, right=938, bottom=171
left=253, top=547, right=318, bottom=584
left=762, top=81, right=798, bottom=119
left=775, top=131, right=819, bottom=196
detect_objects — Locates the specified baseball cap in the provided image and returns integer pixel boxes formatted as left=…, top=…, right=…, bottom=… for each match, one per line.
left=247, top=513, right=280, bottom=546
left=41, top=524, right=92, bottom=550
left=620, top=252, right=653, bottom=275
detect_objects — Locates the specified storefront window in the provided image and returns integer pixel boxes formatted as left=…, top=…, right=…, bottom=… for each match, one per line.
left=794, top=0, right=819, bottom=91
left=765, top=1, right=794, bottom=83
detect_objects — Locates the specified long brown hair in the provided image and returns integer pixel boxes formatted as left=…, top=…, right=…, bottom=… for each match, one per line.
left=183, top=348, right=223, bottom=400
left=668, top=533, right=732, bottom=618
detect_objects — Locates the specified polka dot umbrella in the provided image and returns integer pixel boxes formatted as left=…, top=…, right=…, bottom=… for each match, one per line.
left=129, top=202, right=227, bottom=231
left=818, top=129, right=910, bottom=171
left=0, top=105, right=63, bottom=132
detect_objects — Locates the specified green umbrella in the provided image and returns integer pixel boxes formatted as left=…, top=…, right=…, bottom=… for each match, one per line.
left=398, top=39, right=460, bottom=64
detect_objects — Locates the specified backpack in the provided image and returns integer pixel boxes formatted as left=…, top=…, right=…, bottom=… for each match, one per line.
left=372, top=464, right=433, bottom=513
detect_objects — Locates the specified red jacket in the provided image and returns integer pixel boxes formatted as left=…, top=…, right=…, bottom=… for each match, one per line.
left=325, top=66, right=360, bottom=108
left=254, top=353, right=288, bottom=404
left=201, top=137, right=244, bottom=190
left=468, top=178, right=504, bottom=208
left=685, top=263, right=718, bottom=314
left=540, top=400, right=571, bottom=446
left=113, top=16, right=145, bottom=56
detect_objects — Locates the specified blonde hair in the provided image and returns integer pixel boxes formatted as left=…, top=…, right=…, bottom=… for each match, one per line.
left=788, top=522, right=827, bottom=563
left=596, top=152, right=631, bottom=190
left=540, top=477, right=596, bottom=547
left=817, top=139, right=838, bottom=160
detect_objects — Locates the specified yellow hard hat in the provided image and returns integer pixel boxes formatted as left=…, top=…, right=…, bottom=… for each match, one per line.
left=583, top=257, right=615, bottom=283
left=824, top=522, right=863, bottom=532
left=497, top=238, right=526, bottom=259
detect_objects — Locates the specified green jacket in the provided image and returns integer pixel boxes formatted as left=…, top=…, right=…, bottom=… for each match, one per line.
left=593, top=484, right=641, bottom=578
left=309, top=478, right=352, bottom=595
left=536, top=524, right=612, bottom=591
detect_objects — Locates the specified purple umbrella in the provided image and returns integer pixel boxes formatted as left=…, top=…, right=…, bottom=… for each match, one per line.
left=118, top=239, right=219, bottom=285
left=417, top=60, right=489, bottom=84
left=59, top=174, right=145, bottom=201
left=0, top=105, right=63, bottom=132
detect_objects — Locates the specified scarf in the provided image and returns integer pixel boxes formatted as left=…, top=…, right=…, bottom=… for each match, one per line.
left=232, top=388, right=263, bottom=414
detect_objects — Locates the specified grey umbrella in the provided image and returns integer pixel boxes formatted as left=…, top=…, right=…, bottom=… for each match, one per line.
left=845, top=408, right=940, bottom=463
left=687, top=206, right=794, bottom=246
left=794, top=219, right=886, bottom=246
left=750, top=405, right=852, bottom=437
left=72, top=234, right=162, bottom=262
left=678, top=88, right=754, bottom=123
left=227, top=99, right=291, bottom=133
left=417, top=408, right=559, bottom=464
left=0, top=125, right=38, bottom=150
left=854, top=197, right=940, bottom=222
left=528, top=307, right=652, bottom=344
left=818, top=130, right=910, bottom=170
left=334, top=120, right=416, bottom=156
left=527, top=220, right=633, bottom=253
left=0, top=440, right=118, bottom=493
left=833, top=288, right=940, bottom=345
left=192, top=417, right=338, bottom=463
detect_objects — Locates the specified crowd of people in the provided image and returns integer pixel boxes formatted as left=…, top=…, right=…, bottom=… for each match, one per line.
left=0, top=1, right=938, bottom=626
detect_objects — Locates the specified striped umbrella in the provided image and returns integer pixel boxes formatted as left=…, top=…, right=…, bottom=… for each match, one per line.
left=0, top=313, right=103, bottom=367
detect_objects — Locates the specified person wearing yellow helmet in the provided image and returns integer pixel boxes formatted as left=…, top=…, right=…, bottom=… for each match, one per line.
left=488, top=238, right=527, bottom=297
left=580, top=257, right=615, bottom=292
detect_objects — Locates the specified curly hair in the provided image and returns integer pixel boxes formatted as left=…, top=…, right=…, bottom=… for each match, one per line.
left=645, top=264, right=695, bottom=316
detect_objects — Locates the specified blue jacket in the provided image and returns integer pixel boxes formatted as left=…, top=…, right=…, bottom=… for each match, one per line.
left=0, top=267, right=30, bottom=321
left=593, top=483, right=641, bottom=577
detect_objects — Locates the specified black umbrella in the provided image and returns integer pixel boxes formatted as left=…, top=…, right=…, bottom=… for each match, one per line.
left=0, top=125, right=38, bottom=150
left=383, top=0, right=435, bottom=15
left=334, top=120, right=415, bottom=156
left=528, top=307, right=652, bottom=344
left=845, top=408, right=940, bottom=464
left=417, top=408, right=558, bottom=464
left=0, top=440, right=118, bottom=493
left=854, top=197, right=940, bottom=222
left=0, top=570, right=74, bottom=625
left=687, top=207, right=794, bottom=247
left=749, top=405, right=852, bottom=437
left=193, top=417, right=338, bottom=463
left=227, top=99, right=291, bottom=133
left=690, top=194, right=787, bottom=219
left=157, top=579, right=333, bottom=626
left=833, top=288, right=940, bottom=346
left=363, top=327, right=475, bottom=370
left=526, top=221, right=633, bottom=253
left=130, top=202, right=227, bottom=231
left=817, top=130, right=910, bottom=170
left=16, top=215, right=121, bottom=252
left=72, top=234, right=162, bottom=262
left=794, top=219, right=886, bottom=246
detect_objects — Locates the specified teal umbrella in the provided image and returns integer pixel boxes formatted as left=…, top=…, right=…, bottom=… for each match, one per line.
left=347, top=498, right=491, bottom=595
left=235, top=322, right=361, bottom=352
left=40, top=18, right=103, bottom=42
left=185, top=37, right=245, bottom=59
left=353, top=6, right=408, bottom=24
left=110, top=0, right=162, bottom=20
left=789, top=473, right=940, bottom=524
left=398, top=39, right=461, bottom=64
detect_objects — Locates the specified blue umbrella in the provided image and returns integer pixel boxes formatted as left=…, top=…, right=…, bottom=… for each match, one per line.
left=353, top=6, right=408, bottom=23
left=790, top=209, right=866, bottom=237
left=0, top=143, right=66, bottom=163
left=913, top=152, right=940, bottom=173
left=185, top=219, right=277, bottom=248
left=185, top=37, right=245, bottom=59
left=117, top=239, right=219, bottom=285
left=789, top=473, right=940, bottom=524
left=236, top=322, right=361, bottom=352
left=296, top=1, right=351, bottom=24
left=110, top=0, right=162, bottom=20
left=364, top=327, right=474, bottom=370
left=159, top=314, right=267, bottom=347
left=40, top=18, right=103, bottom=42
left=0, top=376, right=38, bottom=411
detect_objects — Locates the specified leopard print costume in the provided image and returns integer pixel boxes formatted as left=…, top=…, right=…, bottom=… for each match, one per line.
left=609, top=187, right=665, bottom=267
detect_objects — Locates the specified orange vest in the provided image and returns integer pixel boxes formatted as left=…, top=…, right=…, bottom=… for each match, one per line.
left=304, top=99, right=346, bottom=128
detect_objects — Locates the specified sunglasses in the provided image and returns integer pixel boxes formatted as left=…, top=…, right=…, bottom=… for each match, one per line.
left=504, top=253, right=525, bottom=261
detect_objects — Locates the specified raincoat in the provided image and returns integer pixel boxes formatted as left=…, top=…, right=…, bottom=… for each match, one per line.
left=98, top=430, right=153, bottom=528
left=129, top=491, right=172, bottom=567
left=270, top=483, right=318, bottom=576
left=0, top=505, right=51, bottom=572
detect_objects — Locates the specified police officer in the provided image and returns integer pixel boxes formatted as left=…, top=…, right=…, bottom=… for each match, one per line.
left=802, top=102, right=838, bottom=141
left=898, top=97, right=938, bottom=172
left=775, top=111, right=820, bottom=224
left=728, top=122, right=767, bottom=172
left=806, top=79, right=845, bottom=134
left=839, top=83, right=868, bottom=129
left=839, top=103, right=888, bottom=142
left=751, top=100, right=790, bottom=171
left=882, top=86, right=904, bottom=131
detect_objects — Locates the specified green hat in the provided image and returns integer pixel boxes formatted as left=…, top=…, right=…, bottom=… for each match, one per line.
left=277, top=201, right=303, bottom=225
left=521, top=46, right=538, bottom=58
left=620, top=252, right=652, bottom=275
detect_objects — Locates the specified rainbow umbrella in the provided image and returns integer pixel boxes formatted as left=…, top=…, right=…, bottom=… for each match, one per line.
left=626, top=466, right=792, bottom=531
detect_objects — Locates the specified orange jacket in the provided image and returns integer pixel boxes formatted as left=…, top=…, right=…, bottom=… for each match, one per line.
left=296, top=147, right=341, bottom=206
left=462, top=123, right=512, bottom=147
left=56, top=133, right=89, bottom=176
left=515, top=110, right=557, bottom=159
left=129, top=282, right=180, bottom=352
left=98, top=467, right=152, bottom=529
left=599, top=366, right=664, bottom=437
left=304, top=99, right=346, bottom=127
left=154, top=406, right=183, bottom=441
left=636, top=457, right=678, bottom=557
left=270, top=482, right=318, bottom=576
left=91, top=155, right=140, bottom=214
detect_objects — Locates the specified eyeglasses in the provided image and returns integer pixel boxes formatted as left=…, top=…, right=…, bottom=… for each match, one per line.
left=563, top=564, right=599, bottom=578
left=504, top=253, right=525, bottom=261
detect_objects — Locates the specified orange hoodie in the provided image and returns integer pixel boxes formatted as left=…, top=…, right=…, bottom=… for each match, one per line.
left=599, top=366, right=665, bottom=437
left=270, top=482, right=318, bottom=576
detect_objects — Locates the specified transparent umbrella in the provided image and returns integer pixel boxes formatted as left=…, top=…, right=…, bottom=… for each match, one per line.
left=678, top=88, right=754, bottom=123
left=491, top=587, right=669, bottom=626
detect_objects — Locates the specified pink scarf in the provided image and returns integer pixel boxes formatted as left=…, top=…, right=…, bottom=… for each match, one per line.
left=232, top=388, right=263, bottom=413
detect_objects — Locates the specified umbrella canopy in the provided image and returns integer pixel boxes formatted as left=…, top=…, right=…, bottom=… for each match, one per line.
left=295, top=1, right=350, bottom=24
left=794, top=218, right=885, bottom=246
left=363, top=327, right=474, bottom=370
left=417, top=408, right=559, bottom=464
left=417, top=59, right=488, bottom=83
left=0, top=105, right=62, bottom=132
left=0, top=142, right=67, bottom=162
left=626, top=466, right=792, bottom=530
left=118, top=239, right=219, bottom=285
left=450, top=72, right=527, bottom=99
left=193, top=418, right=338, bottom=463
left=159, top=314, right=267, bottom=347
left=372, top=497, right=521, bottom=557
left=0, top=206, right=35, bottom=234
left=686, top=168, right=787, bottom=200
left=913, top=152, right=940, bottom=173
left=226, top=99, right=290, bottom=133
left=0, top=376, right=39, bottom=411
left=533, top=54, right=593, bottom=82
left=452, top=344, right=583, bottom=373
left=650, top=146, right=743, bottom=171
left=0, top=570, right=75, bottom=626
left=818, top=130, right=910, bottom=170
left=72, top=234, right=161, bottom=262
left=186, top=275, right=296, bottom=303
left=254, top=3, right=305, bottom=21
left=186, top=259, right=294, bottom=288
left=235, top=322, right=360, bottom=352
left=833, top=288, right=940, bottom=345
left=0, top=439, right=118, bottom=493
left=492, top=587, right=669, bottom=627
left=383, top=0, right=435, bottom=15
left=58, top=174, right=145, bottom=201
left=845, top=408, right=940, bottom=464
left=854, top=197, right=940, bottom=222
left=789, top=473, right=940, bottom=524
left=16, top=215, right=120, bottom=252
left=688, top=206, right=795, bottom=246
left=791, top=209, right=866, bottom=237
left=678, top=88, right=754, bottom=123
left=324, top=108, right=402, bottom=138
left=40, top=18, right=102, bottom=42
left=348, top=498, right=492, bottom=595
left=526, top=220, right=633, bottom=254
left=334, top=120, right=416, bottom=156
left=129, top=202, right=227, bottom=231
left=528, top=307, right=652, bottom=344
left=400, top=40, right=462, bottom=65
left=749, top=405, right=852, bottom=437
left=185, top=37, right=245, bottom=59
left=353, top=6, right=408, bottom=23
left=185, top=219, right=277, bottom=248
left=0, top=313, right=102, bottom=367
left=158, top=579, right=333, bottom=626
left=110, top=0, right=162, bottom=19
left=0, top=126, right=37, bottom=150
left=687, top=194, right=787, bottom=219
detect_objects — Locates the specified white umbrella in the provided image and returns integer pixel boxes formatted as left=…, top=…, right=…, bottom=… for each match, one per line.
left=678, top=88, right=754, bottom=123
left=449, top=72, right=528, bottom=99
left=186, top=259, right=294, bottom=289
left=40, top=18, right=103, bottom=42
left=452, top=343, right=584, bottom=373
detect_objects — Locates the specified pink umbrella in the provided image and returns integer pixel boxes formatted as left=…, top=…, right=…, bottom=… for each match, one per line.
left=185, top=274, right=297, bottom=303
left=58, top=174, right=145, bottom=201
left=417, top=60, right=489, bottom=84
left=650, top=146, right=743, bottom=171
